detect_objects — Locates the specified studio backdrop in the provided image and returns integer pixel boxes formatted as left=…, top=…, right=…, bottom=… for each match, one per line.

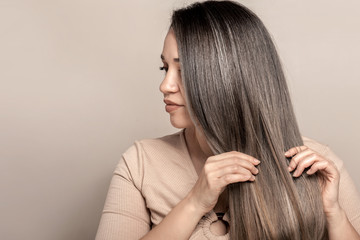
left=0, top=0, right=359, bottom=239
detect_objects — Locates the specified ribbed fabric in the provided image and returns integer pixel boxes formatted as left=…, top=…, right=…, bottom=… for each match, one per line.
left=95, top=129, right=360, bottom=240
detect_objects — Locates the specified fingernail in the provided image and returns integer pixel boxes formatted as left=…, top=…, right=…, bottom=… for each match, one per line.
left=288, top=166, right=292, bottom=172
left=250, top=175, right=255, bottom=181
left=293, top=170, right=299, bottom=177
left=254, top=159, right=261, bottom=164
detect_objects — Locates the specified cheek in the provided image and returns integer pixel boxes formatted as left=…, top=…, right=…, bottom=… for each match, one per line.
left=169, top=107, right=194, bottom=128
left=182, top=105, right=193, bottom=121
left=180, top=106, right=193, bottom=123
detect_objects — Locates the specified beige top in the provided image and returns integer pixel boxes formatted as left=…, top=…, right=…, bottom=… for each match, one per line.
left=95, top=129, right=360, bottom=240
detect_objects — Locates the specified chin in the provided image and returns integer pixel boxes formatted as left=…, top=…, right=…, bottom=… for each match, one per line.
left=169, top=114, right=193, bottom=129
left=167, top=106, right=193, bottom=129
left=170, top=118, right=192, bottom=129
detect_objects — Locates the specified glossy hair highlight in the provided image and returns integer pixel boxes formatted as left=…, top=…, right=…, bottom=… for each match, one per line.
left=170, top=1, right=328, bottom=239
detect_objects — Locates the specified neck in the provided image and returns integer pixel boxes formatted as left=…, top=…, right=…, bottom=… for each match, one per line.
left=184, top=126, right=212, bottom=162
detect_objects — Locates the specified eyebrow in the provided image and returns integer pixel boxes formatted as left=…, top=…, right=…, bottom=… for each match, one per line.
left=161, top=54, right=180, bottom=62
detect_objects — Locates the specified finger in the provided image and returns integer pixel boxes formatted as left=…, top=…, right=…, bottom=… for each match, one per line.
left=213, top=166, right=256, bottom=179
left=284, top=146, right=308, bottom=157
left=214, top=156, right=261, bottom=167
left=207, top=157, right=259, bottom=175
left=207, top=151, right=260, bottom=165
left=220, top=172, right=255, bottom=186
left=288, top=149, right=315, bottom=172
left=306, top=160, right=339, bottom=179
left=288, top=148, right=313, bottom=171
left=292, top=153, right=322, bottom=177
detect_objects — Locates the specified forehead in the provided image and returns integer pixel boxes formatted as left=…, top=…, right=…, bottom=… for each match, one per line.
left=161, top=29, right=179, bottom=60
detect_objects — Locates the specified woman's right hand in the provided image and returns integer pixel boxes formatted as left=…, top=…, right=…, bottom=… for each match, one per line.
left=187, top=151, right=260, bottom=215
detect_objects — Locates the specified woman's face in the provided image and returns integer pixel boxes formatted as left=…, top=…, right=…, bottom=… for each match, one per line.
left=160, top=28, right=194, bottom=129
left=160, top=28, right=214, bottom=157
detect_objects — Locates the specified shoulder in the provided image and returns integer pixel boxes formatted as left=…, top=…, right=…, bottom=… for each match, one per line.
left=114, top=130, right=184, bottom=189
left=301, top=136, right=344, bottom=170
left=122, top=129, right=184, bottom=160
left=118, top=129, right=184, bottom=172
left=302, top=136, right=329, bottom=154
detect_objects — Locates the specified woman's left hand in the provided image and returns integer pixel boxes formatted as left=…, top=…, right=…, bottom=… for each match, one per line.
left=285, top=146, right=341, bottom=215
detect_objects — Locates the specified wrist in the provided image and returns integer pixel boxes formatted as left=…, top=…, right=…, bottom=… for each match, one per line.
left=325, top=205, right=347, bottom=227
left=184, top=191, right=208, bottom=217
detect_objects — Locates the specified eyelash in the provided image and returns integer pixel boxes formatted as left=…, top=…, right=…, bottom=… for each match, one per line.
left=159, top=66, right=181, bottom=73
left=159, top=66, right=168, bottom=72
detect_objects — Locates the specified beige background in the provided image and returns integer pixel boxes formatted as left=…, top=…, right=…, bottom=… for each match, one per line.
left=0, top=0, right=359, bottom=239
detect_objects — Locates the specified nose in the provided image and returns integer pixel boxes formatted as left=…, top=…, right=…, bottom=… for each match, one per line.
left=159, top=71, right=180, bottom=94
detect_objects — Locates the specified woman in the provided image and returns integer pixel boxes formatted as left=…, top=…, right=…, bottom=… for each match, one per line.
left=95, top=1, right=360, bottom=239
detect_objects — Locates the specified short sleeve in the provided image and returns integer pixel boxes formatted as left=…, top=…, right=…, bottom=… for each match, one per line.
left=322, top=146, right=360, bottom=234
left=95, top=142, right=151, bottom=240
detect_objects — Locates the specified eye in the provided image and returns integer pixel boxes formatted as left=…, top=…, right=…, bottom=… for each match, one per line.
left=159, top=66, right=168, bottom=73
left=159, top=66, right=181, bottom=75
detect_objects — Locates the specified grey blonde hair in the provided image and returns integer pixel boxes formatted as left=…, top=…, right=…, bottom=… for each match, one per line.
left=170, top=1, right=328, bottom=239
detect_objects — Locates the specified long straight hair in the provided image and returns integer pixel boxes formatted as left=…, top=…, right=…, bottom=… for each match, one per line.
left=170, top=1, right=328, bottom=239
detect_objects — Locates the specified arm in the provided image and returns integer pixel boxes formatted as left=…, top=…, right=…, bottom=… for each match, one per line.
left=139, top=192, right=204, bottom=240
left=326, top=206, right=360, bottom=240
left=286, top=146, right=360, bottom=240
left=95, top=145, right=151, bottom=240
left=97, top=143, right=259, bottom=239
left=326, top=146, right=360, bottom=234
left=141, top=151, right=259, bottom=240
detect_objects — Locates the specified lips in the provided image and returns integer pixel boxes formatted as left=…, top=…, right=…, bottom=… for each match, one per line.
left=163, top=99, right=182, bottom=106
left=164, top=99, right=184, bottom=113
